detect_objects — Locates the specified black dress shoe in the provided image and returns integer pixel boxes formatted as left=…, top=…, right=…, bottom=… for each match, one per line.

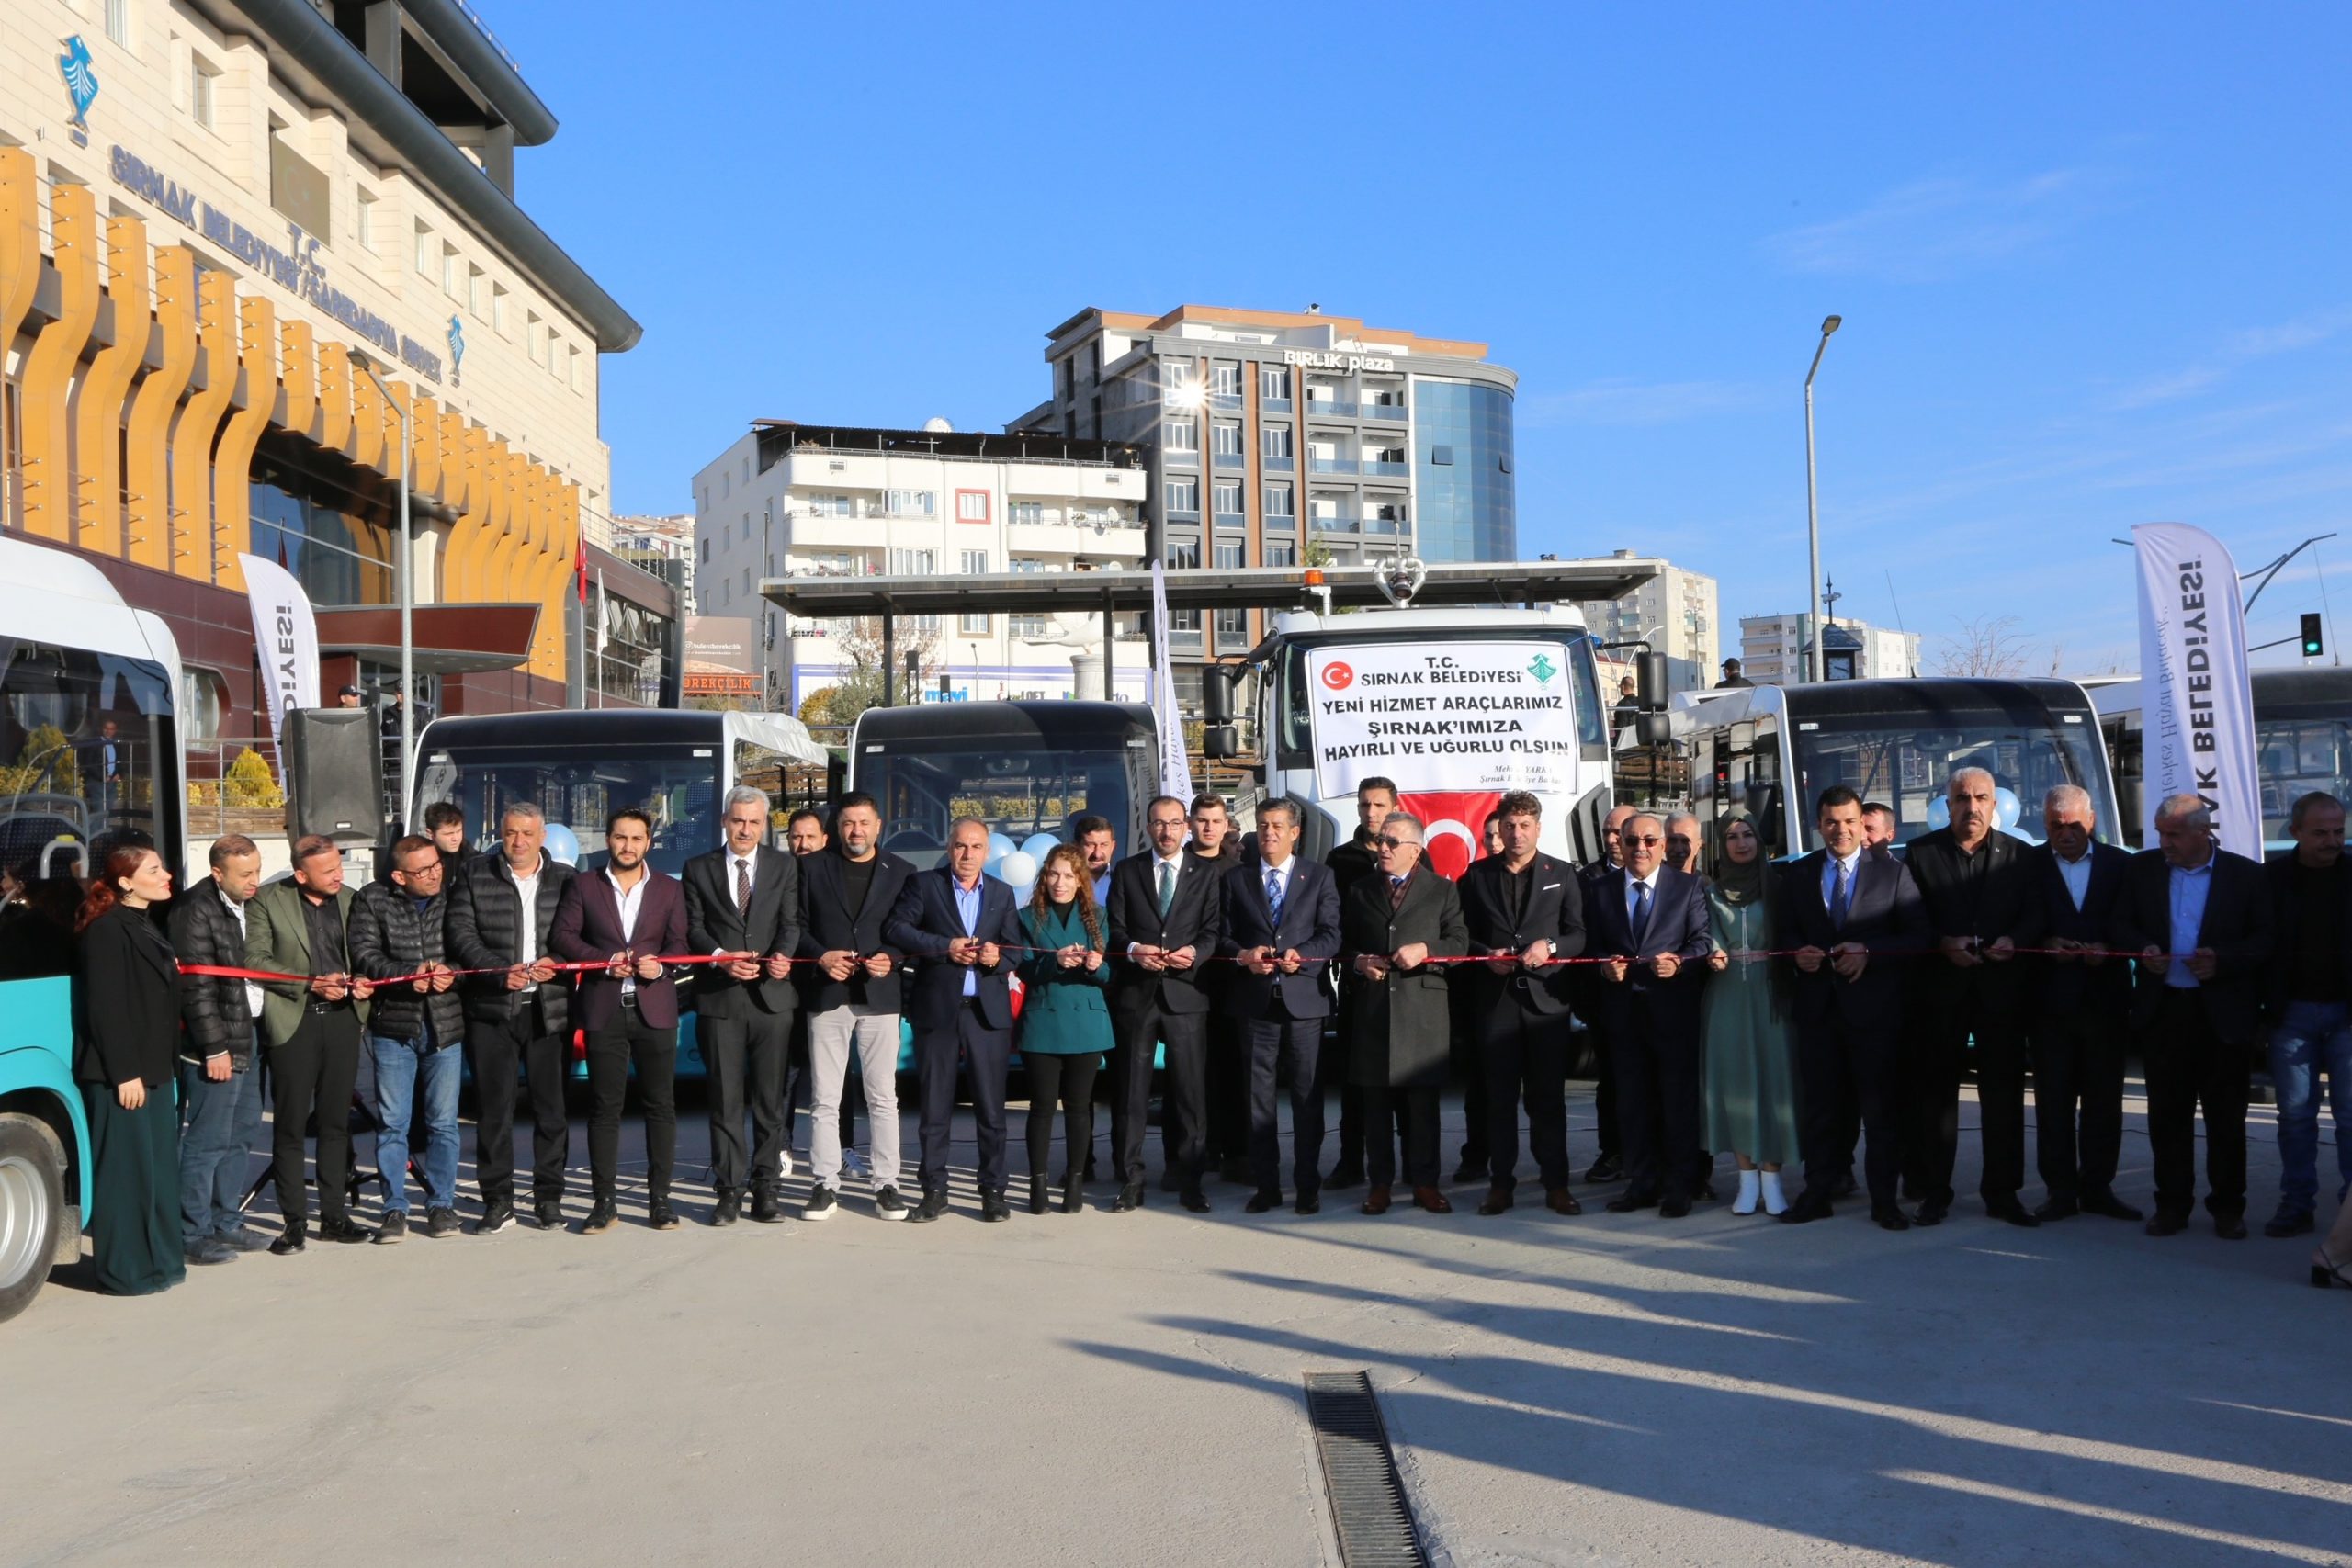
left=709, top=1191, right=741, bottom=1226
left=2214, top=1213, right=2249, bottom=1240
left=1911, top=1198, right=1949, bottom=1227
left=1985, top=1198, right=2041, bottom=1229
left=1113, top=1182, right=1145, bottom=1213
left=649, top=1201, right=680, bottom=1232
left=1604, top=1191, right=1658, bottom=1213
left=268, top=1223, right=308, bottom=1256
left=2144, top=1212, right=2188, bottom=1236
left=749, top=1188, right=784, bottom=1224
left=319, top=1215, right=373, bottom=1245
left=1584, top=1154, right=1623, bottom=1184
left=1451, top=1160, right=1487, bottom=1185
left=2265, top=1209, right=2316, bottom=1238
left=1477, top=1186, right=1514, bottom=1217
left=1780, top=1192, right=1833, bottom=1224
left=1294, top=1194, right=1321, bottom=1215
left=1872, top=1203, right=1912, bottom=1232
left=534, top=1201, right=564, bottom=1231
left=1325, top=1161, right=1365, bottom=1191
left=1180, top=1189, right=1211, bottom=1214
left=2033, top=1196, right=2081, bottom=1222
left=1658, top=1194, right=1692, bottom=1219
left=981, top=1192, right=1012, bottom=1223
left=1545, top=1187, right=1583, bottom=1216
left=2080, top=1190, right=2144, bottom=1222
left=1244, top=1191, right=1282, bottom=1214
left=909, top=1190, right=950, bottom=1224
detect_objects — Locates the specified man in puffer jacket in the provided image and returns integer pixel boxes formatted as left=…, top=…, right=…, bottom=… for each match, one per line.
left=349, top=835, right=466, bottom=1241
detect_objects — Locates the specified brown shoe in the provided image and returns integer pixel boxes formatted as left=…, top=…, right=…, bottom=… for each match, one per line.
left=1361, top=1184, right=1393, bottom=1215
left=1412, top=1186, right=1453, bottom=1214
left=1545, top=1186, right=1583, bottom=1216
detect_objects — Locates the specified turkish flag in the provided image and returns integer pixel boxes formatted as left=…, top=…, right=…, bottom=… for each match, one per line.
left=1398, top=791, right=1500, bottom=881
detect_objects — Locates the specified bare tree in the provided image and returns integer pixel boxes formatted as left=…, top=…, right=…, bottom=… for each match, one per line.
left=822, top=615, right=942, bottom=727
left=1935, top=614, right=2034, bottom=678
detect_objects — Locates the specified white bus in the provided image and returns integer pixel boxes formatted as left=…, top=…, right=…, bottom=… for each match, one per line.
left=2094, top=667, right=2352, bottom=851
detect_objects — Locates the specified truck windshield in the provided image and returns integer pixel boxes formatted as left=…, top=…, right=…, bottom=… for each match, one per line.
left=1792, top=712, right=2117, bottom=845
left=864, top=745, right=1134, bottom=869
left=413, top=745, right=723, bottom=874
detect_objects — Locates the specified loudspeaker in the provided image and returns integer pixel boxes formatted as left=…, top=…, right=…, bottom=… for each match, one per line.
left=284, top=707, right=383, bottom=841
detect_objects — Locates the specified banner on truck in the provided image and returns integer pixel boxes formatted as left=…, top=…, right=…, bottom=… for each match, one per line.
left=1306, top=641, right=1578, bottom=800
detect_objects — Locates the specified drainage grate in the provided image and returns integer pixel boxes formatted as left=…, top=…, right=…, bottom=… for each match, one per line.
left=1303, top=1371, right=1430, bottom=1568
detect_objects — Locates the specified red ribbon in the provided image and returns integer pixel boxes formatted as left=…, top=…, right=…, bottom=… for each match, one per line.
left=177, top=953, right=780, bottom=987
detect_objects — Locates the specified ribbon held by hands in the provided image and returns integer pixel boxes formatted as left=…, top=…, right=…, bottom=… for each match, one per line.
left=176, top=953, right=796, bottom=987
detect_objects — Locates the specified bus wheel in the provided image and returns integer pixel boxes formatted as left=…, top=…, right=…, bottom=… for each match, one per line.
left=0, top=1114, right=66, bottom=1324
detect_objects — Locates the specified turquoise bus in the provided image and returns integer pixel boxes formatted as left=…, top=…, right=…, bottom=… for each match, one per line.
left=0, top=536, right=188, bottom=1322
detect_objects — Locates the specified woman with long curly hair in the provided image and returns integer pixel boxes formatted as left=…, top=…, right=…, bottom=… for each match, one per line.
left=74, top=844, right=186, bottom=1294
left=1014, top=844, right=1113, bottom=1214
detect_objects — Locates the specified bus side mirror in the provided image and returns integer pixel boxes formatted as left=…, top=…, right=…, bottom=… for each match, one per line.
left=1202, top=724, right=1239, bottom=760
left=1637, top=651, right=1669, bottom=710
left=1201, top=665, right=1237, bottom=726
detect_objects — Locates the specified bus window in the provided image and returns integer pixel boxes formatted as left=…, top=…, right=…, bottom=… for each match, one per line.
left=2256, top=716, right=2352, bottom=842
left=1711, top=716, right=1784, bottom=862
left=414, top=747, right=723, bottom=874
left=0, top=641, right=176, bottom=883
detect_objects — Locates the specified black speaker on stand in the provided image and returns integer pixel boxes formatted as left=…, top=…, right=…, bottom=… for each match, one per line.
left=282, top=706, right=384, bottom=844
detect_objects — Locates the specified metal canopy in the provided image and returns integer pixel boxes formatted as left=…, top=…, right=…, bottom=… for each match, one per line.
left=761, top=558, right=1665, bottom=618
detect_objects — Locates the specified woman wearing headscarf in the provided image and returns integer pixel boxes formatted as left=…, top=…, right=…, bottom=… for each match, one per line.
left=1701, top=813, right=1801, bottom=1215
left=74, top=844, right=187, bottom=1294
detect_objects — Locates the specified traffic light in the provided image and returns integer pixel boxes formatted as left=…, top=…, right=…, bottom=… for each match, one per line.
left=2302, top=613, right=2324, bottom=658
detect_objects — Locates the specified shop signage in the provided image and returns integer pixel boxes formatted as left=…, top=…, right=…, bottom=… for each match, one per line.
left=1281, top=350, right=1396, bottom=374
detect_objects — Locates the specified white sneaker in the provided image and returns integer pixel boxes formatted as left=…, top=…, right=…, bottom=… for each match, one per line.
left=1759, top=1171, right=1789, bottom=1217
left=779, top=1148, right=796, bottom=1179
left=842, top=1146, right=870, bottom=1179
left=1733, top=1169, right=1761, bottom=1215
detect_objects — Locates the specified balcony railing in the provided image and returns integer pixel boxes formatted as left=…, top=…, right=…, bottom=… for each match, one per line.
left=1260, top=396, right=1293, bottom=413
left=1305, top=399, right=1357, bottom=420
left=1363, top=401, right=1408, bottom=422
left=1363, top=459, right=1409, bottom=478
left=1261, top=453, right=1295, bottom=472
left=1212, top=451, right=1247, bottom=469
left=1309, top=514, right=1358, bottom=534
left=1262, top=511, right=1296, bottom=529
left=1212, top=511, right=1247, bottom=530
left=1308, top=457, right=1357, bottom=475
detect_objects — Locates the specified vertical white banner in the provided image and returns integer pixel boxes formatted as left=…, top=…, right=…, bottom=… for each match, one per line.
left=238, top=553, right=318, bottom=780
left=2133, top=522, right=2260, bottom=855
left=1148, top=560, right=1193, bottom=802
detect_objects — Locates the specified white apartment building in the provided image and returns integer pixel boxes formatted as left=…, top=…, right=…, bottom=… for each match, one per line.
left=1740, top=614, right=1920, bottom=683
left=1577, top=550, right=1720, bottom=694
left=692, top=421, right=1150, bottom=711
left=612, top=512, right=695, bottom=614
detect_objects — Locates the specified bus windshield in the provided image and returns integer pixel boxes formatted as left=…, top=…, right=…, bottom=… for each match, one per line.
left=414, top=744, right=722, bottom=874
left=864, top=743, right=1135, bottom=869
left=1792, top=710, right=2117, bottom=846
left=0, top=640, right=177, bottom=890
left=2256, top=714, right=2352, bottom=842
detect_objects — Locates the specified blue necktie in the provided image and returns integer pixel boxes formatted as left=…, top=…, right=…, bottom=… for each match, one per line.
left=1265, top=867, right=1284, bottom=928
left=1630, top=879, right=1653, bottom=947
left=1830, top=859, right=1852, bottom=931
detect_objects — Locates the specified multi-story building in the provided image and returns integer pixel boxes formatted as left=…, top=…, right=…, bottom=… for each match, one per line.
left=1, top=0, right=646, bottom=742
left=612, top=512, right=695, bottom=614
left=692, top=421, right=1148, bottom=712
left=1740, top=614, right=1920, bottom=683
left=1009, top=304, right=1516, bottom=669
left=1577, top=549, right=1720, bottom=694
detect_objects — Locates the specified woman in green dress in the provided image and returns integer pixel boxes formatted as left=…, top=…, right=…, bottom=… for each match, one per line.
left=1701, top=813, right=1801, bottom=1215
left=1014, top=845, right=1113, bottom=1215
left=74, top=844, right=187, bottom=1294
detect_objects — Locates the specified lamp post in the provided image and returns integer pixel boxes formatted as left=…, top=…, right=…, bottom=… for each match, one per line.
left=349, top=350, right=413, bottom=829
left=1804, top=314, right=1842, bottom=684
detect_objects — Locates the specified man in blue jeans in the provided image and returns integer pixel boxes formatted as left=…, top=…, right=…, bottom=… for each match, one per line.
left=2262, top=792, right=2352, bottom=1237
left=349, top=836, right=465, bottom=1241
left=167, top=833, right=270, bottom=1264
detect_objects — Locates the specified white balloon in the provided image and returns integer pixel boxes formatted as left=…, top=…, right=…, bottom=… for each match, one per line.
left=996, top=850, right=1038, bottom=888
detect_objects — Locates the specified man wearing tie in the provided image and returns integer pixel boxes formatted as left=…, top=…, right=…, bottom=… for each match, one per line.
left=683, top=786, right=802, bottom=1225
left=1583, top=812, right=1712, bottom=1216
left=2024, top=784, right=2140, bottom=1223
left=1216, top=800, right=1341, bottom=1214
left=884, top=817, right=1021, bottom=1223
left=1106, top=795, right=1225, bottom=1212
left=1777, top=785, right=1929, bottom=1229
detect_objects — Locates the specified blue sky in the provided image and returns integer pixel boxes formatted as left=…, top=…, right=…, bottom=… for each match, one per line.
left=492, top=2, right=2352, bottom=675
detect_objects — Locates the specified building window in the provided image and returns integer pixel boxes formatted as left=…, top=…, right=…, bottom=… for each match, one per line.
left=1212, top=480, right=1243, bottom=516
left=1212, top=421, right=1243, bottom=457
left=1162, top=358, right=1195, bottom=391
left=1008, top=614, right=1047, bottom=639
left=1163, top=417, right=1198, bottom=453
left=697, top=538, right=710, bottom=565
left=105, top=0, right=131, bottom=46
left=467, top=265, right=486, bottom=316
left=1164, top=477, right=1199, bottom=515
left=1260, top=365, right=1292, bottom=401
left=888, top=548, right=937, bottom=575
left=1166, top=541, right=1201, bottom=570
left=191, top=55, right=220, bottom=129
left=961, top=613, right=990, bottom=636
left=1430, top=445, right=1454, bottom=465
left=526, top=310, right=543, bottom=362
left=1008, top=501, right=1044, bottom=525
left=415, top=221, right=435, bottom=279
left=442, top=243, right=459, bottom=298
left=1263, top=482, right=1294, bottom=517
left=1011, top=556, right=1047, bottom=573
left=1214, top=542, right=1244, bottom=570
left=960, top=549, right=989, bottom=576
left=1261, top=425, right=1293, bottom=458
left=741, top=569, right=751, bottom=594
left=955, top=489, right=989, bottom=524
left=1265, top=541, right=1295, bottom=568
left=491, top=280, right=509, bottom=334
left=565, top=340, right=581, bottom=390
left=1210, top=362, right=1241, bottom=399
left=885, top=490, right=934, bottom=516
left=1216, top=608, right=1247, bottom=639
left=807, top=493, right=852, bottom=517
left=354, top=189, right=379, bottom=252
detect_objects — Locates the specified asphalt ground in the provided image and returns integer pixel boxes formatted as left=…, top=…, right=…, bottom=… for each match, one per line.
left=4, top=1077, right=2347, bottom=1568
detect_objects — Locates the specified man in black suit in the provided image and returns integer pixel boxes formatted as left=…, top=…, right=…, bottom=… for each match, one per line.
left=2112, top=793, right=2272, bottom=1238
left=1324, top=775, right=1398, bottom=1189
left=884, top=817, right=1021, bottom=1223
left=1189, top=792, right=1249, bottom=1187
left=1458, top=790, right=1589, bottom=1217
left=684, top=785, right=802, bottom=1225
left=796, top=794, right=912, bottom=1221
left=1583, top=812, right=1713, bottom=1216
left=1216, top=799, right=1341, bottom=1214
left=2024, top=784, right=2141, bottom=1223
left=1576, top=802, right=1640, bottom=1184
left=1903, top=767, right=2048, bottom=1227
left=1778, top=784, right=1929, bottom=1229
left=549, top=807, right=691, bottom=1235
left=1107, top=794, right=1226, bottom=1212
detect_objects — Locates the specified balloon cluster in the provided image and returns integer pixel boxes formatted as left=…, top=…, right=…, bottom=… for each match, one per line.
left=1924, top=786, right=2032, bottom=841
left=542, top=821, right=582, bottom=866
left=986, top=830, right=1062, bottom=901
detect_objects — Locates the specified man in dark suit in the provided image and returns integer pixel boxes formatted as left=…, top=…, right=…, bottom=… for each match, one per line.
left=1903, top=767, right=2048, bottom=1227
left=1778, top=784, right=1929, bottom=1229
left=550, top=807, right=690, bottom=1235
left=447, top=801, right=576, bottom=1233
left=1323, top=775, right=1398, bottom=1189
left=1459, top=790, right=1589, bottom=1217
left=1575, top=802, right=1639, bottom=1184
left=884, top=817, right=1021, bottom=1223
left=2260, top=790, right=2352, bottom=1238
left=1188, top=792, right=1250, bottom=1188
left=797, top=794, right=912, bottom=1221
left=1340, top=812, right=1468, bottom=1214
left=1107, top=794, right=1226, bottom=1212
left=2024, top=784, right=2140, bottom=1223
left=2112, top=793, right=2273, bottom=1238
left=1582, top=812, right=1712, bottom=1217
left=1216, top=799, right=1341, bottom=1214
left=684, top=785, right=802, bottom=1225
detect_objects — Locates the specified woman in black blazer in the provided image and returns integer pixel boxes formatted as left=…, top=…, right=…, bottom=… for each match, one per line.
left=74, top=845, right=186, bottom=1295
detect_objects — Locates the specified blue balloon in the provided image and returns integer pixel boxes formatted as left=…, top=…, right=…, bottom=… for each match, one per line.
left=985, top=831, right=1017, bottom=871
left=1020, top=831, right=1061, bottom=864
left=1926, top=795, right=1951, bottom=831
left=1994, top=786, right=2022, bottom=830
left=543, top=821, right=582, bottom=866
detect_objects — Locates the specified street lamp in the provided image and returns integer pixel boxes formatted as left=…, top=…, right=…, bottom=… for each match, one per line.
left=348, top=350, right=414, bottom=830
left=1804, top=314, right=1841, bottom=684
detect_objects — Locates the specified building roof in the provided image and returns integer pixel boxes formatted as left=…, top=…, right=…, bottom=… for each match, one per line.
left=750, top=421, right=1145, bottom=471
left=1040, top=304, right=1489, bottom=362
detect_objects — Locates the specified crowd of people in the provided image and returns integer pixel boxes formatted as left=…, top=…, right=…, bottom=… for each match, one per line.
left=24, top=769, right=2352, bottom=1300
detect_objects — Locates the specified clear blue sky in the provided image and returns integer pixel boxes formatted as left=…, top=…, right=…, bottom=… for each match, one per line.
left=492, top=2, right=2352, bottom=675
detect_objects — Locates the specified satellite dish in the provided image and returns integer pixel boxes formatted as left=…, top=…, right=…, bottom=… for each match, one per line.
left=922, top=416, right=953, bottom=433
